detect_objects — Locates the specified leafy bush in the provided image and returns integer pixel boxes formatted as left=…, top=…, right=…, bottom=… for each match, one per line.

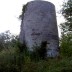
left=60, top=33, right=72, bottom=57
left=0, top=31, right=72, bottom=72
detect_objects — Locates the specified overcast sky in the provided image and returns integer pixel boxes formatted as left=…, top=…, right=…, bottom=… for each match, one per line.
left=0, top=0, right=64, bottom=36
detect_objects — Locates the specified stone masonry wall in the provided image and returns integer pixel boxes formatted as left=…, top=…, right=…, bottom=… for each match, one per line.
left=20, top=1, right=59, bottom=57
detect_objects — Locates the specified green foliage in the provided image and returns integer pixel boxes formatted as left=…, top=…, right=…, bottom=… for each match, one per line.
left=61, top=0, right=72, bottom=32
left=19, top=3, right=28, bottom=20
left=0, top=30, right=47, bottom=71
left=60, top=0, right=72, bottom=58
left=62, top=0, right=72, bottom=19
left=0, top=30, right=15, bottom=51
left=60, top=33, right=72, bottom=57
left=1, top=0, right=72, bottom=71
left=0, top=31, right=72, bottom=72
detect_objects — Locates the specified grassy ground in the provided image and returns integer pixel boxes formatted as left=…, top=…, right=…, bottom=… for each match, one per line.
left=0, top=47, right=72, bottom=72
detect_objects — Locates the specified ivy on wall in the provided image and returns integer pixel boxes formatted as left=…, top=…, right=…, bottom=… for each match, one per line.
left=19, top=3, right=28, bottom=20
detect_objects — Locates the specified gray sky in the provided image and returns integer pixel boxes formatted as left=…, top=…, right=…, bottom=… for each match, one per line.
left=0, top=0, right=64, bottom=37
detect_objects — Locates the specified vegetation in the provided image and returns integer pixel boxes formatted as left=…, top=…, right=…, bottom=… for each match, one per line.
left=19, top=3, right=28, bottom=20
left=60, top=0, right=72, bottom=32
left=0, top=30, right=72, bottom=72
left=0, top=0, right=72, bottom=72
left=60, top=0, right=72, bottom=57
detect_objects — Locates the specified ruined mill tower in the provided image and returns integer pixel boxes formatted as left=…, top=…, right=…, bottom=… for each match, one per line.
left=19, top=1, right=59, bottom=57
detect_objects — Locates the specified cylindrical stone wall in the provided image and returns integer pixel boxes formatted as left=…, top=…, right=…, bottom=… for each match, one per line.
left=20, top=1, right=59, bottom=57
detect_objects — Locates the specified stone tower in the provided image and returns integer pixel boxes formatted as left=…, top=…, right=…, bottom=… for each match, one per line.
left=20, top=1, right=59, bottom=57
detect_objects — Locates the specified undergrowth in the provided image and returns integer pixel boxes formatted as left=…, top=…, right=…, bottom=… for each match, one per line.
left=0, top=31, right=72, bottom=72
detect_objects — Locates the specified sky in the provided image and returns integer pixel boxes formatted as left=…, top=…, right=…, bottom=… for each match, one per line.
left=0, top=0, right=64, bottom=37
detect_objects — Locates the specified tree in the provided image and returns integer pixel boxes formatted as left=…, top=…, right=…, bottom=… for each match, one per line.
left=61, top=0, right=72, bottom=32
left=60, top=0, right=72, bottom=57
left=0, top=30, right=19, bottom=51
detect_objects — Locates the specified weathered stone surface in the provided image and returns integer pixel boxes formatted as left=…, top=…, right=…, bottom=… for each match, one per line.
left=20, top=1, right=59, bottom=57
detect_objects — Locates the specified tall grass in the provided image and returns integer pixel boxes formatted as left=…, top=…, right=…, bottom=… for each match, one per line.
left=0, top=31, right=72, bottom=72
left=0, top=42, right=72, bottom=72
